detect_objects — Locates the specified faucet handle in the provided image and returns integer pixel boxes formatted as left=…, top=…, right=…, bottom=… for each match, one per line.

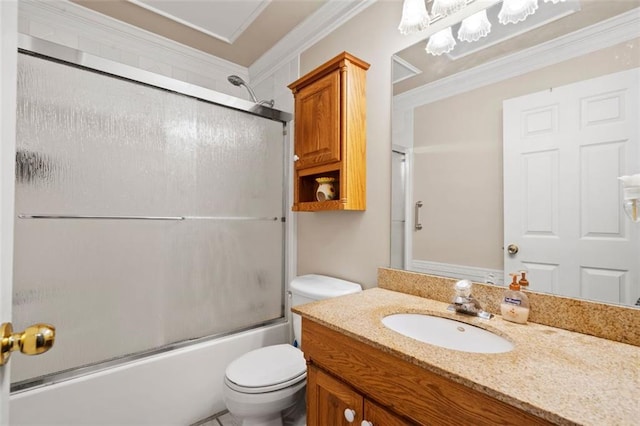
left=454, top=279, right=472, bottom=297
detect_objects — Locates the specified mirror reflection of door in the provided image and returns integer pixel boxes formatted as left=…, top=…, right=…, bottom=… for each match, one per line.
left=503, top=69, right=639, bottom=305
left=390, top=3, right=640, bottom=306
left=391, top=150, right=407, bottom=269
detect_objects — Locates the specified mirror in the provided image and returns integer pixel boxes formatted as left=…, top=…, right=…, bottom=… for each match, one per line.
left=391, top=0, right=640, bottom=307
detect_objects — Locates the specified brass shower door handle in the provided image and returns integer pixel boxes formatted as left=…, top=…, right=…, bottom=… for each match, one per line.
left=1, top=322, right=56, bottom=366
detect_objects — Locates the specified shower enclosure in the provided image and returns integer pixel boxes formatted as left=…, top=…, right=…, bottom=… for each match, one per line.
left=8, top=36, right=291, bottom=423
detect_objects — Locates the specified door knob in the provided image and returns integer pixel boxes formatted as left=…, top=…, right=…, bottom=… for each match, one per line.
left=1, top=322, right=55, bottom=366
left=507, top=244, right=519, bottom=255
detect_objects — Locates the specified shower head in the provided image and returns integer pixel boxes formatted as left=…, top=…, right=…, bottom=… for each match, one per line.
left=227, top=75, right=259, bottom=103
left=227, top=75, right=248, bottom=88
left=227, top=75, right=274, bottom=108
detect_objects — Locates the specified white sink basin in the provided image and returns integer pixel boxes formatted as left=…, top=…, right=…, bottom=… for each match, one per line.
left=382, top=313, right=514, bottom=354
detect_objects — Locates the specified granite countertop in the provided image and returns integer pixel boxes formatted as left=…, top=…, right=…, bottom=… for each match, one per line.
left=293, top=287, right=639, bottom=426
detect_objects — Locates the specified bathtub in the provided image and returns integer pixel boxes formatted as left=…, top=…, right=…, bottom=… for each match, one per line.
left=10, top=322, right=289, bottom=425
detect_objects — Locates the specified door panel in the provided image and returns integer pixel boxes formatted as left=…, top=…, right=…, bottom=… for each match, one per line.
left=504, top=68, right=639, bottom=304
left=294, top=71, right=341, bottom=169
left=308, top=365, right=364, bottom=426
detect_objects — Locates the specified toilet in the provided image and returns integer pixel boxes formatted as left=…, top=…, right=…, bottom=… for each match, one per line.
left=223, top=274, right=362, bottom=426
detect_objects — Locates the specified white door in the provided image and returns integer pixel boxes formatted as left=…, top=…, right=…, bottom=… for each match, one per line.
left=0, top=1, right=18, bottom=422
left=504, top=68, right=640, bottom=304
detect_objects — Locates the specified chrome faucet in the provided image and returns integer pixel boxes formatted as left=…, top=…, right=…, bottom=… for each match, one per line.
left=449, top=280, right=493, bottom=319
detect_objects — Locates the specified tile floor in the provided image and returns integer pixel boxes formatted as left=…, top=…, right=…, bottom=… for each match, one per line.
left=194, top=398, right=306, bottom=426
left=193, top=411, right=240, bottom=426
left=213, top=413, right=241, bottom=426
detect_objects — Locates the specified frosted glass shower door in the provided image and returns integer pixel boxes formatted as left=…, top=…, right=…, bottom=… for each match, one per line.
left=13, top=53, right=286, bottom=386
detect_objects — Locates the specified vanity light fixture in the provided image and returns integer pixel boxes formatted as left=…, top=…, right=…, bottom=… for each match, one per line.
left=399, top=0, right=566, bottom=56
left=619, top=174, right=640, bottom=223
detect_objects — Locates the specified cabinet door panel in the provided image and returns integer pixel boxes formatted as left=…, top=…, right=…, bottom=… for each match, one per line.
left=308, top=365, right=363, bottom=426
left=295, top=71, right=341, bottom=169
left=364, top=399, right=415, bottom=426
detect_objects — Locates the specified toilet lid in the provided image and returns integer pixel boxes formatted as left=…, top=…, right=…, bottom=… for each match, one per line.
left=225, top=344, right=306, bottom=392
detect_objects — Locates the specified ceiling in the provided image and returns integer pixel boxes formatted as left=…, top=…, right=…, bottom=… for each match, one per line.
left=71, top=0, right=329, bottom=67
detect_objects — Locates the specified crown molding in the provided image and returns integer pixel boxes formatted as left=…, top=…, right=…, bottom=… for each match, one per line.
left=249, top=0, right=377, bottom=84
left=18, top=0, right=248, bottom=78
left=394, top=7, right=640, bottom=112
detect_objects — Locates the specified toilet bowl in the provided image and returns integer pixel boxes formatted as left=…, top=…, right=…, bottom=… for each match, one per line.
left=222, top=274, right=362, bottom=426
left=223, top=344, right=306, bottom=426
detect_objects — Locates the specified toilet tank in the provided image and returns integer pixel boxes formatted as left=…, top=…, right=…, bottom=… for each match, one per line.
left=290, top=274, right=362, bottom=347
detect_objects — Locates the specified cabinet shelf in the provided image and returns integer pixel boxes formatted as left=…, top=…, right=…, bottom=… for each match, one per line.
left=292, top=200, right=346, bottom=212
left=288, top=52, right=369, bottom=212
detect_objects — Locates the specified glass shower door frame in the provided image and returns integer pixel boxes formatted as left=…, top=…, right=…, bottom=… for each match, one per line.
left=13, top=34, right=292, bottom=392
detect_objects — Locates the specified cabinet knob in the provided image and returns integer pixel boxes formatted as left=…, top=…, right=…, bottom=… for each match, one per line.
left=344, top=408, right=356, bottom=423
left=293, top=154, right=299, bottom=162
left=361, top=421, right=374, bottom=426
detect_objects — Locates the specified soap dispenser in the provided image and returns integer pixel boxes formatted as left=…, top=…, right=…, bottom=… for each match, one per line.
left=500, top=274, right=530, bottom=324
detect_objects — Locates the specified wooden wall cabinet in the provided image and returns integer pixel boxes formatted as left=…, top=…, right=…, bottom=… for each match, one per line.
left=302, top=318, right=553, bottom=426
left=288, top=52, right=369, bottom=211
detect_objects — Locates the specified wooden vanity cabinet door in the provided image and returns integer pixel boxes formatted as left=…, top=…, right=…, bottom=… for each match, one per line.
left=364, top=399, right=414, bottom=426
left=307, top=364, right=364, bottom=426
left=293, top=70, right=341, bottom=170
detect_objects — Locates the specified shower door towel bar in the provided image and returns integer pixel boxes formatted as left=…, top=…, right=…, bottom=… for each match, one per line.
left=18, top=214, right=280, bottom=221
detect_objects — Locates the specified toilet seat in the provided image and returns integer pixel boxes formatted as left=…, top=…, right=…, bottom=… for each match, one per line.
left=225, top=344, right=306, bottom=394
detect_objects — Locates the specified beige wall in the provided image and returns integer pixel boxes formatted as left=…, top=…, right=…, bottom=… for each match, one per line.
left=412, top=39, right=640, bottom=270
left=296, top=1, right=421, bottom=288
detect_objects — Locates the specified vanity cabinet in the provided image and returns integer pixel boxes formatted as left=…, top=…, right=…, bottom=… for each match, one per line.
left=302, top=318, right=553, bottom=426
left=288, top=52, right=369, bottom=211
left=308, top=364, right=411, bottom=426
